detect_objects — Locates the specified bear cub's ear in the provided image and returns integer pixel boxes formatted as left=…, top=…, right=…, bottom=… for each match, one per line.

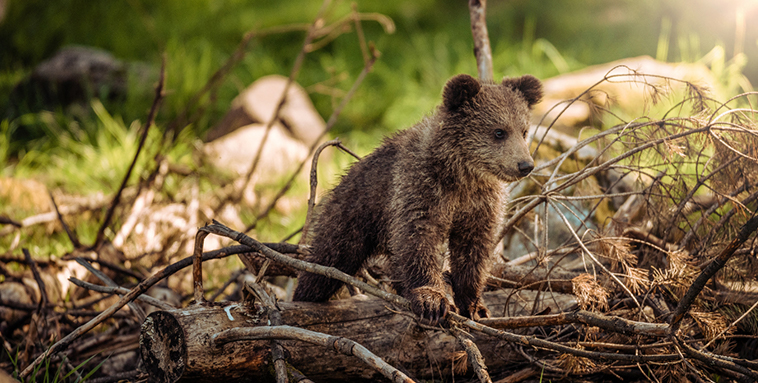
left=502, top=75, right=543, bottom=108
left=443, top=74, right=481, bottom=111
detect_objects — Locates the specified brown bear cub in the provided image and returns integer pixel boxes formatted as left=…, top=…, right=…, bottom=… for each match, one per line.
left=293, top=73, right=542, bottom=324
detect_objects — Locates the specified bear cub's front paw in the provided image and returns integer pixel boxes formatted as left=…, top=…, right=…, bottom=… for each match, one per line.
left=408, top=286, right=456, bottom=325
left=458, top=297, right=490, bottom=321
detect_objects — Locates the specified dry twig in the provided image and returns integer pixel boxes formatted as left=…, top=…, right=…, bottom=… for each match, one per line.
left=68, top=278, right=175, bottom=311
left=451, top=326, right=492, bottom=383
left=94, top=57, right=166, bottom=248
left=468, top=0, right=493, bottom=82
left=212, top=325, right=415, bottom=383
left=23, top=248, right=48, bottom=312
left=300, top=138, right=355, bottom=244
left=236, top=0, right=334, bottom=204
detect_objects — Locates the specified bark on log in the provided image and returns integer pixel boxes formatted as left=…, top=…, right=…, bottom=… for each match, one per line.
left=489, top=263, right=578, bottom=295
left=139, top=289, right=575, bottom=382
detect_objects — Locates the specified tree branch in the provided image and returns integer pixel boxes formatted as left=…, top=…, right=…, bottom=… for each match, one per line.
left=669, top=212, right=758, bottom=333
left=212, top=325, right=415, bottom=383
left=94, top=57, right=165, bottom=248
left=300, top=138, right=342, bottom=244
left=246, top=45, right=379, bottom=231
left=468, top=0, right=493, bottom=81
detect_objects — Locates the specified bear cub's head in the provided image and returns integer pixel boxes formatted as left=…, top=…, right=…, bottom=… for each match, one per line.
left=440, top=73, right=542, bottom=183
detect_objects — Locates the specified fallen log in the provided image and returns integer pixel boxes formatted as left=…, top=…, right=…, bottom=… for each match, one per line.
left=139, top=289, right=575, bottom=382
left=489, top=262, right=578, bottom=295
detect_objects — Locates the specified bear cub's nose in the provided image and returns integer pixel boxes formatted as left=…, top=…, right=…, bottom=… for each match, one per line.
left=518, top=161, right=534, bottom=177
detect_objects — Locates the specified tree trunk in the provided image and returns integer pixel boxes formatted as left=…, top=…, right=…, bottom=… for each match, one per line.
left=139, top=289, right=575, bottom=382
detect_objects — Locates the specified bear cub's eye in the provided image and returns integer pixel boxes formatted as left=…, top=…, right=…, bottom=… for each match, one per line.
left=494, top=129, right=506, bottom=140
left=522, top=130, right=528, bottom=139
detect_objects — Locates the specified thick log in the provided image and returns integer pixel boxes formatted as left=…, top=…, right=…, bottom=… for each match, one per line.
left=139, top=289, right=575, bottom=382
left=489, top=263, right=578, bottom=295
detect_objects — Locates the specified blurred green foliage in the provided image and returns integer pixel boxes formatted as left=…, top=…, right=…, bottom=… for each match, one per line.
left=2, top=0, right=755, bottom=141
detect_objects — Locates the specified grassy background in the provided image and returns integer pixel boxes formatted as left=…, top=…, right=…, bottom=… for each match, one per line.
left=0, top=0, right=755, bottom=249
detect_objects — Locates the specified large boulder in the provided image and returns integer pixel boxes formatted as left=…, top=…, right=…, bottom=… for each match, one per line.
left=205, top=74, right=326, bottom=147
left=203, top=122, right=309, bottom=180
left=534, top=56, right=720, bottom=128
left=203, top=75, right=327, bottom=208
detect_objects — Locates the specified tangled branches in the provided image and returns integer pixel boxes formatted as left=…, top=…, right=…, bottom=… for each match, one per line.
left=494, top=68, right=758, bottom=381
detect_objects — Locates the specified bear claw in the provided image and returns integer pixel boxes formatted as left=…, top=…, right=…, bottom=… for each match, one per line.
left=458, top=297, right=490, bottom=321
left=408, top=286, right=455, bottom=325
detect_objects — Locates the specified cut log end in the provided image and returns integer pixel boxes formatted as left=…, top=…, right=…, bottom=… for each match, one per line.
left=139, top=303, right=277, bottom=383
left=140, top=311, right=187, bottom=383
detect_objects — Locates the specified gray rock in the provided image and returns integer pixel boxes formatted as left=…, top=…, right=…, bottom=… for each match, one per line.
left=10, top=46, right=127, bottom=111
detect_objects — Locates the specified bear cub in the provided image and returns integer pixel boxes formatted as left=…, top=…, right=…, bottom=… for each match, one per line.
left=293, top=73, right=542, bottom=324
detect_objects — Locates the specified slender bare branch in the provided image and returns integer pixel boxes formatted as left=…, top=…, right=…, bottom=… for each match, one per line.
left=300, top=138, right=342, bottom=244
left=468, top=0, right=493, bottom=81
left=451, top=327, right=492, bottom=383
left=453, top=314, right=680, bottom=364
left=246, top=47, right=379, bottom=231
left=68, top=277, right=175, bottom=311
left=49, top=192, right=80, bottom=248
left=244, top=281, right=289, bottom=383
left=673, top=336, right=758, bottom=382
left=22, top=248, right=48, bottom=312
left=480, top=309, right=667, bottom=336
left=94, top=57, right=166, bottom=248
left=75, top=258, right=146, bottom=322
left=237, top=0, right=333, bottom=203
left=212, top=326, right=415, bottom=383
left=192, top=230, right=210, bottom=304
left=203, top=221, right=407, bottom=307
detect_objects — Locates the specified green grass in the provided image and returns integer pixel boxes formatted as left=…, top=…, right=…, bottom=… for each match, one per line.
left=5, top=343, right=104, bottom=383
left=5, top=100, right=194, bottom=194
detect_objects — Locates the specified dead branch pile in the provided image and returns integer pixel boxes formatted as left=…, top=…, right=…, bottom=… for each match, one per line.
left=3, top=1, right=758, bottom=383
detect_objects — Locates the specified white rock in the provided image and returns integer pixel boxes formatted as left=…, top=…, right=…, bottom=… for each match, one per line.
left=202, top=122, right=310, bottom=207
left=235, top=75, right=326, bottom=147
left=203, top=122, right=309, bottom=178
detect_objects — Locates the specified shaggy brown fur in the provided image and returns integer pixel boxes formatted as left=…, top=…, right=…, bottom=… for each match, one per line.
left=293, top=74, right=542, bottom=324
